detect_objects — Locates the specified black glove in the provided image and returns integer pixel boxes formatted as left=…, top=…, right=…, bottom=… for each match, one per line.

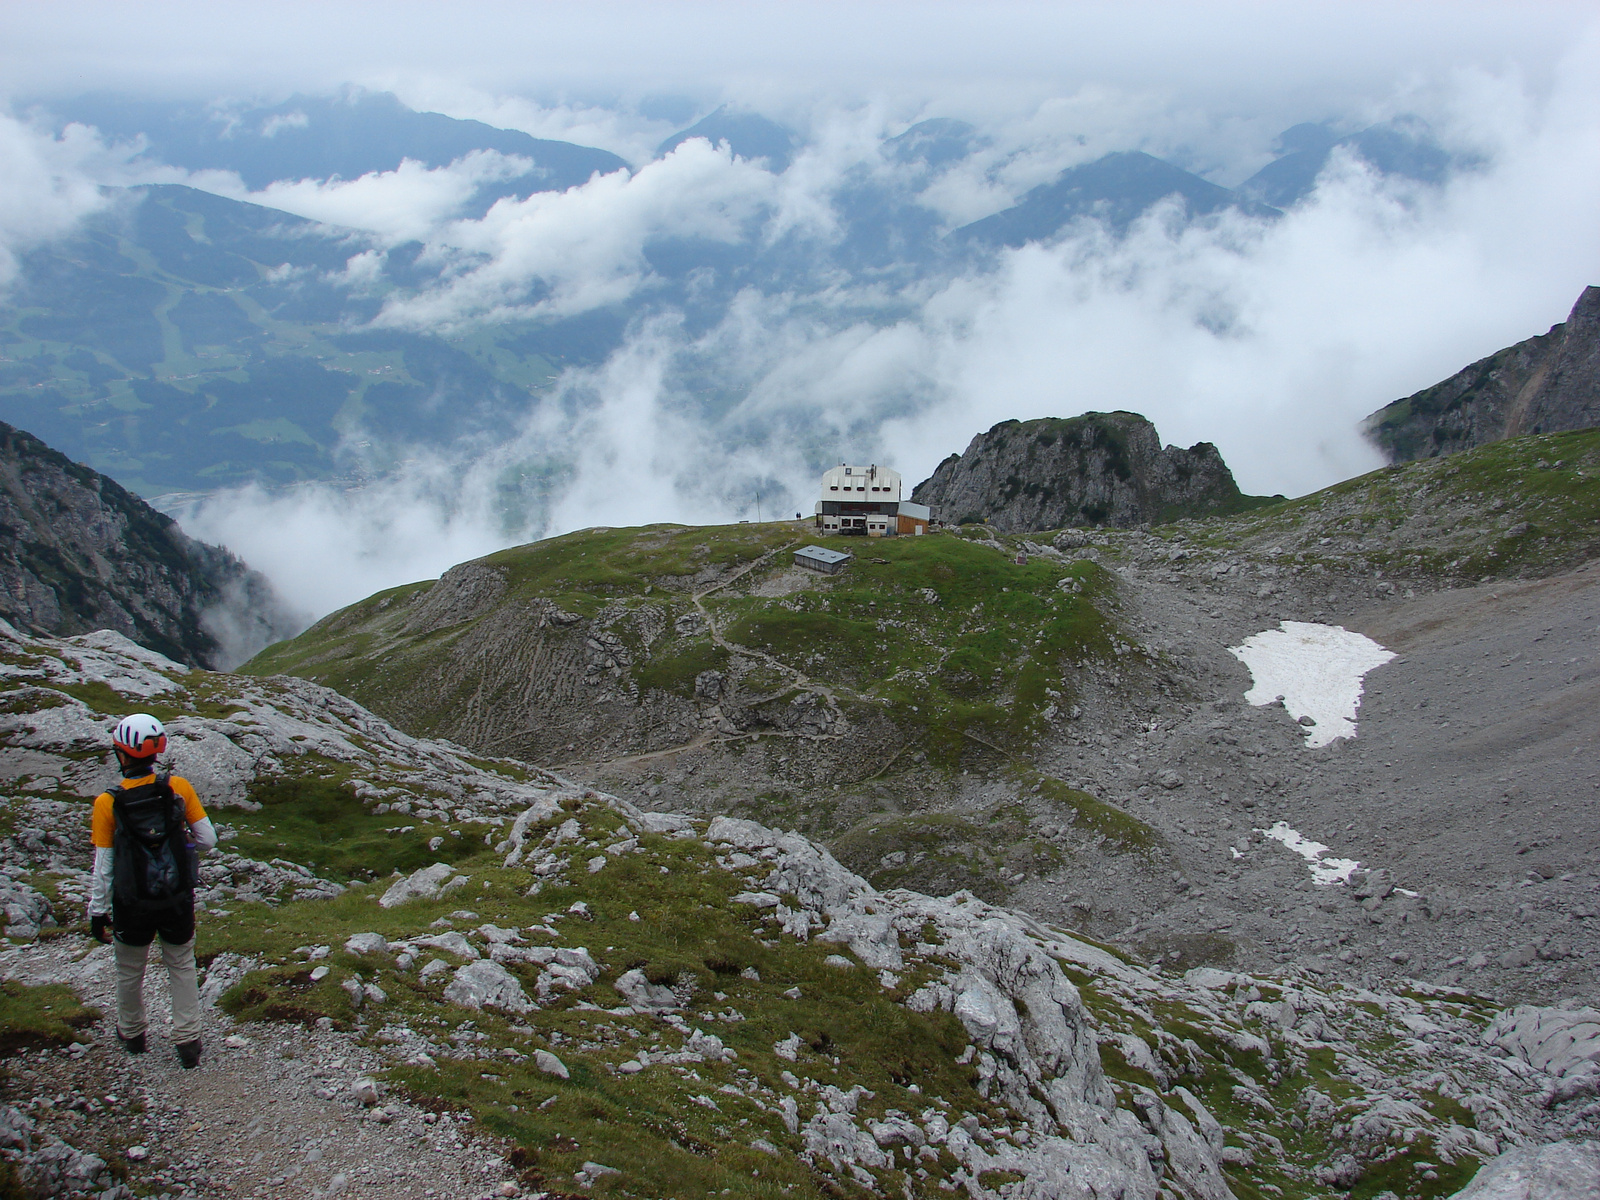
left=90, top=914, right=112, bottom=944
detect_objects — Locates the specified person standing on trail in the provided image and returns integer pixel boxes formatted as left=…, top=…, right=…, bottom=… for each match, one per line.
left=87, top=714, right=217, bottom=1069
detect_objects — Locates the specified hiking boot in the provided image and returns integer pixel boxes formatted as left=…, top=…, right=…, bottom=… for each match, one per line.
left=118, top=1031, right=146, bottom=1055
left=175, top=1039, right=202, bottom=1069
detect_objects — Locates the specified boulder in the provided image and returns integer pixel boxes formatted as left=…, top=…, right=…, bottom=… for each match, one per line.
left=164, top=723, right=261, bottom=808
left=443, top=961, right=532, bottom=1013
left=614, top=968, right=679, bottom=1012
left=413, top=931, right=480, bottom=960
left=534, top=1049, right=570, bottom=1079
left=343, top=932, right=390, bottom=956
left=1352, top=869, right=1395, bottom=900
left=0, top=876, right=51, bottom=941
left=379, top=862, right=459, bottom=908
left=635, top=811, right=695, bottom=835
left=1448, top=1140, right=1600, bottom=1199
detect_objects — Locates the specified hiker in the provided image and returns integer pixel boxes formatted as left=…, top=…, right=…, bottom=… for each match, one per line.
left=87, top=714, right=216, bottom=1068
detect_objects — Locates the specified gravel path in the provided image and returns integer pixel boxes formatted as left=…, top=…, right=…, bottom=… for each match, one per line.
left=0, top=938, right=528, bottom=1200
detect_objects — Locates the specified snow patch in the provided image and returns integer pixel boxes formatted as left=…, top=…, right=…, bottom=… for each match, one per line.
left=1229, top=621, right=1395, bottom=748
left=1259, top=821, right=1361, bottom=886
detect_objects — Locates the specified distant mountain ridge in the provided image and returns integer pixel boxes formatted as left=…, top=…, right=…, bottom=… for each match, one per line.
left=0, top=419, right=293, bottom=668
left=1, top=93, right=1481, bottom=507
left=954, top=117, right=1463, bottom=249
left=1364, top=286, right=1600, bottom=463
left=656, top=107, right=796, bottom=171
left=1236, top=116, right=1458, bottom=209
left=48, top=90, right=628, bottom=209
left=910, top=411, right=1267, bottom=530
left=955, top=151, right=1279, bottom=246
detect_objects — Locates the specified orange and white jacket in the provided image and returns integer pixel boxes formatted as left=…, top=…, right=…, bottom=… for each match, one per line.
left=88, top=773, right=217, bottom=916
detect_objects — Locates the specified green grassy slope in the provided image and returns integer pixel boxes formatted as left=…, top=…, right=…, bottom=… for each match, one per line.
left=1176, top=428, right=1600, bottom=581
left=244, top=522, right=1127, bottom=772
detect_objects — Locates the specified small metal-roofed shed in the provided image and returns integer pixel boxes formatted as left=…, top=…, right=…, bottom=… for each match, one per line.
left=794, top=545, right=853, bottom=574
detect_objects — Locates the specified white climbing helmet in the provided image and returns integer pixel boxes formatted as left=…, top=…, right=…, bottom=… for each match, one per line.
left=112, top=713, right=167, bottom=760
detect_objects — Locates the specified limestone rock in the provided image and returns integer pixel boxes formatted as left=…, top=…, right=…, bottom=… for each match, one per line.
left=1131, top=1089, right=1234, bottom=1200
left=909, top=411, right=1251, bottom=532
left=380, top=863, right=459, bottom=908
left=636, top=812, right=696, bottom=835
left=343, top=932, right=391, bottom=956
left=400, top=561, right=507, bottom=636
left=534, top=1049, right=570, bottom=1079
left=575, top=1162, right=620, bottom=1188
left=1367, top=286, right=1600, bottom=463
left=0, top=875, right=51, bottom=941
left=413, top=931, right=480, bottom=960
left=1485, top=1006, right=1600, bottom=1081
left=614, top=968, right=679, bottom=1012
left=0, top=1103, right=125, bottom=1198
left=443, top=961, right=532, bottom=1013
left=1448, top=1139, right=1600, bottom=1199
left=1353, top=868, right=1395, bottom=900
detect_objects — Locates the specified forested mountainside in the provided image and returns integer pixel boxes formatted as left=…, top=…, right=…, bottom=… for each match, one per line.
left=0, top=183, right=574, bottom=498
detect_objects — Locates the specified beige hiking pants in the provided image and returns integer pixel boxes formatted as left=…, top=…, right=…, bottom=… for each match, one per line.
left=114, top=936, right=201, bottom=1043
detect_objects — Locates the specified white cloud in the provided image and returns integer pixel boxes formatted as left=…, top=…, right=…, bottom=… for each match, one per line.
left=241, top=150, right=531, bottom=242
left=178, top=467, right=515, bottom=622
left=4, top=7, right=1597, bottom=623
left=373, top=137, right=777, bottom=328
left=259, top=109, right=309, bottom=137
left=0, top=117, right=112, bottom=284
left=170, top=38, right=1600, bottom=620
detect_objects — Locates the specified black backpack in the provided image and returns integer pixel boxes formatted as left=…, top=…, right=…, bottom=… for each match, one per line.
left=110, top=774, right=198, bottom=915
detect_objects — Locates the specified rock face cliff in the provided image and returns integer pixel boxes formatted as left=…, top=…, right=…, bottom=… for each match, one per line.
left=0, top=419, right=293, bottom=668
left=910, top=411, right=1252, bottom=531
left=1365, top=286, right=1600, bottom=463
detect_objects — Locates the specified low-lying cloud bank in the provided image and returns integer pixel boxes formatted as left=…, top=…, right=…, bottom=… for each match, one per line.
left=201, top=67, right=1600, bottom=620
left=5, top=29, right=1599, bottom=625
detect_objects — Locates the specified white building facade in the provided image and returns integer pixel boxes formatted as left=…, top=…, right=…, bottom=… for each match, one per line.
left=815, top=464, right=929, bottom=536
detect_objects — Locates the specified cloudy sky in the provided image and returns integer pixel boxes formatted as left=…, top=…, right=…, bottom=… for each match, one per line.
left=3, top=1, right=1598, bottom=624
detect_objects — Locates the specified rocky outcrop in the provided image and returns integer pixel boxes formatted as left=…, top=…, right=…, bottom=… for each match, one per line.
left=911, top=411, right=1252, bottom=531
left=1365, top=286, right=1600, bottom=463
left=0, top=420, right=295, bottom=668
left=1448, top=1140, right=1600, bottom=1200
left=0, top=1102, right=134, bottom=1198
